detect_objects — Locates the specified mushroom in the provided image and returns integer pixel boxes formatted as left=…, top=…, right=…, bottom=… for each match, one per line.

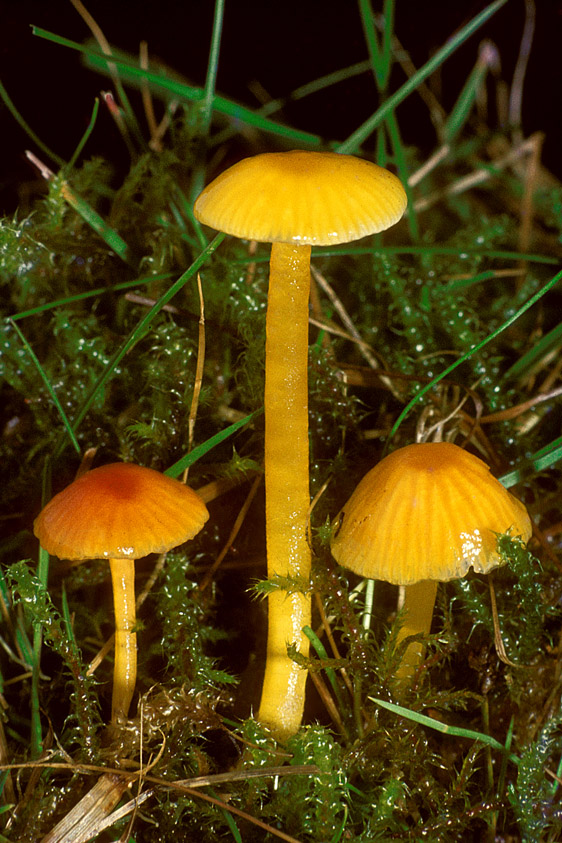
left=330, top=442, right=532, bottom=691
left=34, top=462, right=209, bottom=722
left=194, top=150, right=407, bottom=738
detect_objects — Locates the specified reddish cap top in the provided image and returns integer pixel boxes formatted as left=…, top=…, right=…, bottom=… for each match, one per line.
left=330, top=442, right=532, bottom=584
left=34, top=462, right=209, bottom=561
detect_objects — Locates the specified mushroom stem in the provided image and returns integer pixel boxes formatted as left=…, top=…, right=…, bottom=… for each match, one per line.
left=108, top=557, right=137, bottom=722
left=257, top=241, right=312, bottom=740
left=393, top=579, right=438, bottom=692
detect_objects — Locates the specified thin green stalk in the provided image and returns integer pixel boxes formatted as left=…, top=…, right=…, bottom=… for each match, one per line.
left=444, top=270, right=509, bottom=293
left=60, top=582, right=81, bottom=661
left=106, top=63, right=146, bottom=153
left=444, top=52, right=492, bottom=145
left=31, top=460, right=52, bottom=758
left=30, top=575, right=45, bottom=757
left=191, top=0, right=226, bottom=203
left=202, top=1, right=225, bottom=132
left=362, top=579, right=375, bottom=631
left=353, top=676, right=364, bottom=740
left=505, top=320, right=562, bottom=378
left=68, top=0, right=145, bottom=152
left=257, top=61, right=371, bottom=116
left=0, top=78, right=65, bottom=168
left=302, top=625, right=348, bottom=716
left=311, top=246, right=558, bottom=263
left=385, top=109, right=419, bottom=240
left=370, top=697, right=519, bottom=763
left=212, top=59, right=374, bottom=148
left=388, top=267, right=562, bottom=443
left=8, top=585, right=35, bottom=671
left=32, top=27, right=321, bottom=147
left=499, top=437, right=562, bottom=487
left=10, top=272, right=175, bottom=321
left=165, top=408, right=263, bottom=478
left=375, top=125, right=387, bottom=167
left=481, top=697, right=495, bottom=791
left=498, top=716, right=515, bottom=799
left=358, top=0, right=395, bottom=91
left=171, top=184, right=208, bottom=250
left=52, top=233, right=225, bottom=462
left=233, top=246, right=559, bottom=266
left=9, top=320, right=81, bottom=455
left=358, top=0, right=384, bottom=87
left=358, top=1, right=416, bottom=248
left=380, top=0, right=395, bottom=87
left=58, top=180, right=134, bottom=266
left=337, top=0, right=508, bottom=154
left=67, top=97, right=100, bottom=170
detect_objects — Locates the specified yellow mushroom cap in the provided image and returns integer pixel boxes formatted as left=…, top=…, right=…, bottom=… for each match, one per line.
left=193, top=150, right=407, bottom=246
left=34, top=462, right=209, bottom=561
left=330, top=442, right=532, bottom=585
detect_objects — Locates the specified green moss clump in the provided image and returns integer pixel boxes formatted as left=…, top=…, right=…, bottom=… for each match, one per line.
left=1, top=5, right=561, bottom=840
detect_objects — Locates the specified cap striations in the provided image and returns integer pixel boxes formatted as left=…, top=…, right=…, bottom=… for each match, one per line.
left=194, top=150, right=407, bottom=246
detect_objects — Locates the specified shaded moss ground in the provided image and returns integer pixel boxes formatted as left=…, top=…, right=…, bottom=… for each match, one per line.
left=1, top=2, right=562, bottom=841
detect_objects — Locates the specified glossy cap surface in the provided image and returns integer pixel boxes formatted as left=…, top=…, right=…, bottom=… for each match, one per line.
left=194, top=150, right=407, bottom=245
left=331, top=442, right=531, bottom=584
left=34, top=462, right=209, bottom=561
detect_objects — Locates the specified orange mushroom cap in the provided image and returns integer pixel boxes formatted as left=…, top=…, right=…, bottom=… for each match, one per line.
left=330, top=442, right=532, bottom=585
left=193, top=150, right=407, bottom=246
left=34, top=462, right=209, bottom=561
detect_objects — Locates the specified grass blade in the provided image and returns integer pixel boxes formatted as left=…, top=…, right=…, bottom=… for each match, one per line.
left=30, top=459, right=53, bottom=758
left=32, top=27, right=322, bottom=147
left=369, top=696, right=519, bottom=762
left=190, top=0, right=226, bottom=202
left=56, top=178, right=134, bottom=265
left=388, top=267, right=562, bottom=443
left=500, top=437, right=562, bottom=487
left=52, top=233, right=225, bottom=461
left=9, top=320, right=81, bottom=455
left=358, top=0, right=385, bottom=87
left=0, top=78, right=65, bottom=168
left=303, top=625, right=347, bottom=713
left=233, top=246, right=559, bottom=264
left=505, top=320, right=562, bottom=379
left=10, top=272, right=175, bottom=321
left=337, top=0, right=509, bottom=154
left=67, top=96, right=100, bottom=169
left=165, top=409, right=262, bottom=478
left=444, top=47, right=493, bottom=144
left=202, top=0, right=225, bottom=131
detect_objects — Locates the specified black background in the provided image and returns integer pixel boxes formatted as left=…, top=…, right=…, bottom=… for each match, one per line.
left=0, top=0, right=559, bottom=215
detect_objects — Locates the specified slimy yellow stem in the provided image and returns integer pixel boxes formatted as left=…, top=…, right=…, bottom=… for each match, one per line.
left=257, top=241, right=312, bottom=740
left=393, top=579, right=438, bottom=693
left=108, top=557, right=137, bottom=722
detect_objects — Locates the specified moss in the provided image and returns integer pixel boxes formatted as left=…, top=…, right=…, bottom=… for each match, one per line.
left=1, top=5, right=561, bottom=840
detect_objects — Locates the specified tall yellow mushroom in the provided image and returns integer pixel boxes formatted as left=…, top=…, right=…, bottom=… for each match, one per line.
left=195, top=150, right=406, bottom=738
left=330, top=442, right=532, bottom=691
